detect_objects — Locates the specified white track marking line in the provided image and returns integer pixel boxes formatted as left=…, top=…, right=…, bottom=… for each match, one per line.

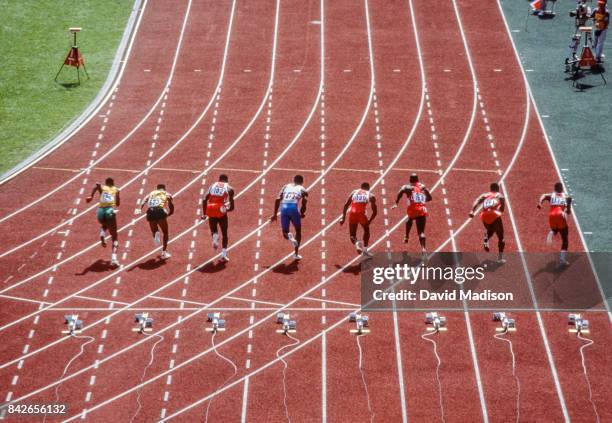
left=1, top=0, right=237, bottom=260
left=2, top=0, right=327, bottom=304
left=0, top=0, right=147, bottom=187
left=14, top=0, right=437, bottom=413
left=0, top=0, right=192, bottom=225
left=446, top=1, right=489, bottom=420
left=495, top=0, right=611, bottom=322
left=451, top=1, right=571, bottom=417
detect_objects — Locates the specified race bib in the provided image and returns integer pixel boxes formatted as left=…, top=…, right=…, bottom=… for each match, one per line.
left=550, top=196, right=566, bottom=206
left=411, top=192, right=426, bottom=204
left=148, top=197, right=163, bottom=207
left=101, top=192, right=114, bottom=203
left=483, top=198, right=498, bottom=209
left=210, top=186, right=226, bottom=196
left=352, top=193, right=369, bottom=203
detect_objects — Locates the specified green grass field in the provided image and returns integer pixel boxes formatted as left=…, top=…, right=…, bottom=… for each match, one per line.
left=0, top=0, right=133, bottom=175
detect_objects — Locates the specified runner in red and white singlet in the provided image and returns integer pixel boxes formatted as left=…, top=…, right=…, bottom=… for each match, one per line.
left=538, top=182, right=572, bottom=265
left=202, top=174, right=235, bottom=262
left=340, top=182, right=377, bottom=256
left=469, top=182, right=506, bottom=263
left=393, top=173, right=432, bottom=257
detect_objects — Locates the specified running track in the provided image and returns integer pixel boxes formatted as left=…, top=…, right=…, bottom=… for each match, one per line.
left=0, top=0, right=610, bottom=421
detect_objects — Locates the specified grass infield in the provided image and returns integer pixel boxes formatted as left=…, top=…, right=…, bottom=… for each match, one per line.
left=0, top=0, right=133, bottom=174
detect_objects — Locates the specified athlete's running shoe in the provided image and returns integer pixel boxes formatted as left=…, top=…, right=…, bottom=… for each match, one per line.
left=220, top=249, right=229, bottom=262
left=111, top=253, right=120, bottom=267
left=546, top=230, right=554, bottom=246
left=293, top=254, right=302, bottom=261
left=100, top=229, right=107, bottom=248
left=212, top=233, right=219, bottom=250
left=361, top=248, right=374, bottom=258
left=497, top=253, right=506, bottom=264
left=355, top=240, right=364, bottom=254
left=483, top=238, right=490, bottom=252
left=154, top=231, right=161, bottom=246
left=403, top=236, right=409, bottom=244
left=161, top=250, right=171, bottom=260
left=287, top=233, right=298, bottom=248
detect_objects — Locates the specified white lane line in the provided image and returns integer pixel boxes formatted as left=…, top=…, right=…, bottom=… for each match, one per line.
left=0, top=0, right=237, bottom=261
left=24, top=0, right=428, bottom=414
left=495, top=0, right=611, bottom=322
left=0, top=0, right=193, bottom=226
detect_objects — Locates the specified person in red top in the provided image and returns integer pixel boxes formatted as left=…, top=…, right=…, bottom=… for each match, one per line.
left=537, top=182, right=572, bottom=265
left=340, top=182, right=377, bottom=257
left=469, top=182, right=506, bottom=263
left=392, top=173, right=432, bottom=257
left=202, top=174, right=235, bottom=262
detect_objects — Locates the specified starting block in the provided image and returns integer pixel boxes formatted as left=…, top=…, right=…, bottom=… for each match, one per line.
left=62, top=314, right=83, bottom=335
left=493, top=312, right=516, bottom=333
left=425, top=312, right=447, bottom=332
left=276, top=313, right=297, bottom=334
left=133, top=313, right=154, bottom=333
left=349, top=312, right=370, bottom=335
left=568, top=313, right=590, bottom=334
left=206, top=313, right=226, bottom=333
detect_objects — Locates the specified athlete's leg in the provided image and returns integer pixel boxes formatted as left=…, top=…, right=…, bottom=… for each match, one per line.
left=158, top=219, right=169, bottom=251
left=362, top=222, right=370, bottom=247
left=416, top=216, right=427, bottom=251
left=208, top=217, right=219, bottom=235
left=483, top=222, right=494, bottom=252
left=280, top=209, right=291, bottom=239
left=495, top=219, right=505, bottom=253
left=405, top=218, right=413, bottom=243
left=349, top=223, right=358, bottom=244
left=148, top=220, right=158, bottom=237
left=219, top=215, right=229, bottom=249
left=294, top=225, right=302, bottom=255
left=108, top=216, right=119, bottom=264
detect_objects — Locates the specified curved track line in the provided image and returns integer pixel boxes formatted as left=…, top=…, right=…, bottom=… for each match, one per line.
left=1, top=0, right=421, bottom=404
left=0, top=0, right=194, bottom=227
left=3, top=0, right=447, bottom=413
left=493, top=0, right=611, bottom=322
left=1, top=0, right=324, bottom=357
left=0, top=0, right=146, bottom=186
left=0, top=0, right=239, bottom=259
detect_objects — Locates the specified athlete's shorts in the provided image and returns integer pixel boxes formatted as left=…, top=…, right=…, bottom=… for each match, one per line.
left=97, top=207, right=116, bottom=223
left=280, top=204, right=301, bottom=233
left=146, top=207, right=168, bottom=222
left=206, top=203, right=227, bottom=219
left=549, top=213, right=568, bottom=231
left=348, top=212, right=368, bottom=226
left=481, top=210, right=502, bottom=225
left=407, top=206, right=427, bottom=220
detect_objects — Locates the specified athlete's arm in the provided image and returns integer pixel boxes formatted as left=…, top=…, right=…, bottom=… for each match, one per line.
left=300, top=191, right=308, bottom=218
left=85, top=183, right=102, bottom=203
left=392, top=187, right=409, bottom=208
left=566, top=196, right=573, bottom=214
left=498, top=195, right=506, bottom=213
left=340, top=194, right=353, bottom=225
left=115, top=190, right=121, bottom=207
left=469, top=194, right=485, bottom=217
left=271, top=198, right=281, bottom=221
left=271, top=187, right=283, bottom=221
left=140, top=195, right=149, bottom=210
left=201, top=193, right=210, bottom=220
left=537, top=194, right=551, bottom=209
left=423, top=187, right=433, bottom=202
left=227, top=189, right=235, bottom=212
left=368, top=196, right=378, bottom=224
left=167, top=196, right=174, bottom=217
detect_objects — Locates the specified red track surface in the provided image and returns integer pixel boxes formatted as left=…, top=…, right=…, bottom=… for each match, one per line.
left=1, top=0, right=610, bottom=422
